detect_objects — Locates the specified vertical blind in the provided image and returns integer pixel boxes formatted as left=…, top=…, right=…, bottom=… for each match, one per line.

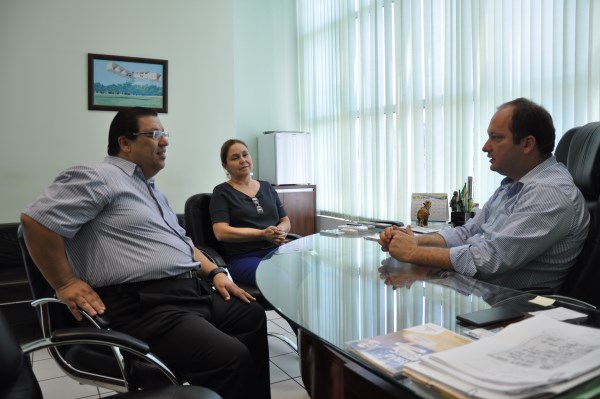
left=297, top=0, right=600, bottom=222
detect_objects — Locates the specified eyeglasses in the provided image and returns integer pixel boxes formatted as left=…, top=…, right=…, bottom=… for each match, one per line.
left=251, top=197, right=264, bottom=215
left=132, top=130, right=170, bottom=140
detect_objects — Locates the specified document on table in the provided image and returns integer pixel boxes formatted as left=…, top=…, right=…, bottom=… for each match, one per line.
left=404, top=315, right=600, bottom=398
left=528, top=306, right=587, bottom=321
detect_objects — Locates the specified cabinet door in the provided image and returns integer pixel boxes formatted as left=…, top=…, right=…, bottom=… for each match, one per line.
left=276, top=187, right=316, bottom=236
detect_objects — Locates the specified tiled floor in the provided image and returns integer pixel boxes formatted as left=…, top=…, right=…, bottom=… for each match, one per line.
left=30, top=310, right=310, bottom=399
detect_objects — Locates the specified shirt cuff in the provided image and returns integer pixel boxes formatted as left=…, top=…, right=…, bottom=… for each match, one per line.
left=438, top=228, right=464, bottom=248
left=449, top=245, right=477, bottom=277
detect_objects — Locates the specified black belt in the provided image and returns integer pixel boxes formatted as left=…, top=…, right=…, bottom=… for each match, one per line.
left=95, top=269, right=197, bottom=296
left=173, top=269, right=196, bottom=279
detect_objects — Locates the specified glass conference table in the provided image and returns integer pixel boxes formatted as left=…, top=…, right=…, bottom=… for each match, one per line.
left=256, top=231, right=600, bottom=399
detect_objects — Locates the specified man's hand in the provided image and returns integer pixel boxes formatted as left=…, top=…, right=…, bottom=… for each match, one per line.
left=378, top=225, right=406, bottom=252
left=55, top=278, right=106, bottom=321
left=211, top=273, right=256, bottom=303
left=387, top=225, right=419, bottom=263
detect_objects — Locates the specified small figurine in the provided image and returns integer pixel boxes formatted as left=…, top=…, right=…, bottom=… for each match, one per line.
left=450, top=191, right=460, bottom=212
left=417, top=200, right=432, bottom=227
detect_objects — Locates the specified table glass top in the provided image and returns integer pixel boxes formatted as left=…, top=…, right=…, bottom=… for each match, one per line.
left=256, top=232, right=600, bottom=396
left=257, top=233, right=531, bottom=345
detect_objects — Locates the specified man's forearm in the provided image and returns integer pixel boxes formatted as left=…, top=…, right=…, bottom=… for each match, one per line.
left=415, top=232, right=448, bottom=247
left=192, top=247, right=217, bottom=278
left=20, top=213, right=77, bottom=290
left=410, top=245, right=454, bottom=270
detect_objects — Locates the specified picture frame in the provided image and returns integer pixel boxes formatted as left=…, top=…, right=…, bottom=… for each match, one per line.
left=87, top=53, right=168, bottom=113
left=411, top=193, right=449, bottom=223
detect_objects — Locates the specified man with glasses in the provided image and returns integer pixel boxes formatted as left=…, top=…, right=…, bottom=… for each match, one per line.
left=20, top=107, right=271, bottom=399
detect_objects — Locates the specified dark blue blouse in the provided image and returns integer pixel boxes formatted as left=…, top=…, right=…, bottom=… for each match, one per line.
left=210, top=180, right=287, bottom=259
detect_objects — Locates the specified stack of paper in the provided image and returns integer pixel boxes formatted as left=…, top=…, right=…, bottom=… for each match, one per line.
left=404, top=315, right=600, bottom=398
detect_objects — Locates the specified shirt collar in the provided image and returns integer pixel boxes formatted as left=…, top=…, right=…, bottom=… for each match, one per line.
left=104, top=156, right=156, bottom=185
left=518, top=156, right=556, bottom=185
left=498, top=156, right=556, bottom=196
left=499, top=156, right=556, bottom=186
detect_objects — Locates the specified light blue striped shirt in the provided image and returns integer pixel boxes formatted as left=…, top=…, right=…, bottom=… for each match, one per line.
left=23, top=156, right=199, bottom=287
left=438, top=157, right=589, bottom=291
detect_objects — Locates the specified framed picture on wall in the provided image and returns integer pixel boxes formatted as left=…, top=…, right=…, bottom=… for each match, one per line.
left=87, top=53, right=168, bottom=113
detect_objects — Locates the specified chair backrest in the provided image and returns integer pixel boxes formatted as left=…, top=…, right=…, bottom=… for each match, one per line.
left=0, top=309, right=43, bottom=399
left=555, top=122, right=600, bottom=308
left=184, top=193, right=226, bottom=256
left=184, top=193, right=270, bottom=301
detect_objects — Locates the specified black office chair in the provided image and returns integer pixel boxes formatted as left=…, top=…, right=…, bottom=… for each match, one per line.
left=553, top=122, right=600, bottom=309
left=184, top=193, right=298, bottom=352
left=16, top=226, right=221, bottom=397
left=0, top=308, right=220, bottom=399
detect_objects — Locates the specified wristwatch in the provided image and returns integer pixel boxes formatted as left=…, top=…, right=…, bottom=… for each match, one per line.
left=208, top=267, right=228, bottom=284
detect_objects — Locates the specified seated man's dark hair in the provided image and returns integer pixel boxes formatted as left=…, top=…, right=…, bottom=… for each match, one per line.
left=499, top=97, right=555, bottom=155
left=107, top=107, right=159, bottom=155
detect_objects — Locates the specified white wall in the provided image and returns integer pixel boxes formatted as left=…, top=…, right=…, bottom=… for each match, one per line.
left=234, top=0, right=300, bottom=169
left=0, top=0, right=299, bottom=222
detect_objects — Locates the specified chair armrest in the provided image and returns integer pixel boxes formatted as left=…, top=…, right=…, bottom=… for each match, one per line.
left=49, top=328, right=150, bottom=353
left=520, top=287, right=554, bottom=296
left=31, top=297, right=111, bottom=328
left=21, top=328, right=180, bottom=385
left=198, top=246, right=227, bottom=267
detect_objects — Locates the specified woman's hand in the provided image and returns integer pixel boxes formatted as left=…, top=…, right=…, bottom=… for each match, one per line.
left=263, top=226, right=288, bottom=245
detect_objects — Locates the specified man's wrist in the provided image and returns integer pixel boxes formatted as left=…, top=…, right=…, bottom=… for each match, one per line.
left=207, top=267, right=228, bottom=284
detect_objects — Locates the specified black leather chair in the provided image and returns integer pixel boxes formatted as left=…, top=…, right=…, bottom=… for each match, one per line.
left=0, top=308, right=220, bottom=399
left=554, top=122, right=600, bottom=308
left=184, top=193, right=298, bottom=352
left=16, top=226, right=221, bottom=397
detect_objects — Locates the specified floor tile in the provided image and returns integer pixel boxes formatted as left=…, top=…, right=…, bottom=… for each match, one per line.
left=271, top=317, right=294, bottom=333
left=268, top=335, right=296, bottom=357
left=265, top=310, right=280, bottom=320
left=38, top=376, right=101, bottom=399
left=32, top=348, right=52, bottom=361
left=269, top=361, right=291, bottom=384
left=270, top=379, right=311, bottom=399
left=270, top=353, right=302, bottom=379
left=267, top=320, right=296, bottom=339
left=32, top=358, right=69, bottom=381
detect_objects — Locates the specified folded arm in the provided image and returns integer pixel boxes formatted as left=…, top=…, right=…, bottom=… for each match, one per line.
left=380, top=225, right=453, bottom=270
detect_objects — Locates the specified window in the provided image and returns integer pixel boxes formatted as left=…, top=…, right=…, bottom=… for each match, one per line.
left=298, top=0, right=600, bottom=222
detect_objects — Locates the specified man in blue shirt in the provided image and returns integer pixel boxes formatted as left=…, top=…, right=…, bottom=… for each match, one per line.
left=20, top=107, right=270, bottom=399
left=380, top=98, right=589, bottom=291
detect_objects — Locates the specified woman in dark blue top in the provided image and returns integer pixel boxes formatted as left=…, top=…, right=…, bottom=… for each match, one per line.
left=210, top=139, right=291, bottom=285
